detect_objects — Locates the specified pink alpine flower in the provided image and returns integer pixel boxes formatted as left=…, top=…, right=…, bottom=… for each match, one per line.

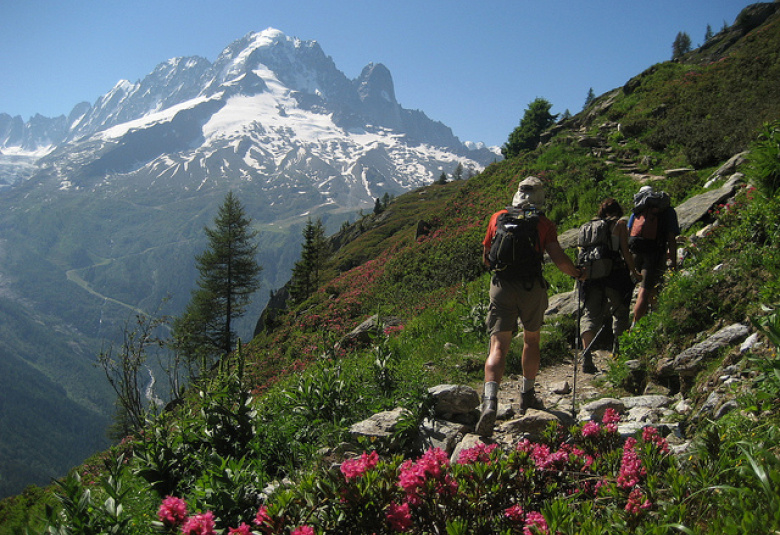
left=617, top=438, right=647, bottom=489
left=341, top=450, right=380, bottom=479
left=254, top=505, right=274, bottom=532
left=228, top=523, right=252, bottom=535
left=181, top=511, right=215, bottom=535
left=386, top=501, right=413, bottom=532
left=523, top=511, right=549, bottom=534
left=642, top=426, right=671, bottom=454
left=602, top=407, right=621, bottom=424
left=398, top=448, right=456, bottom=505
left=291, top=526, right=315, bottom=535
left=625, top=488, right=653, bottom=515
left=157, top=495, right=188, bottom=528
left=581, top=420, right=600, bottom=438
left=504, top=503, right=525, bottom=522
left=456, top=442, right=498, bottom=464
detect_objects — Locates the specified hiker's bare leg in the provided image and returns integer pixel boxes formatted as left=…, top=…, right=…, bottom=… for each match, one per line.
left=633, top=286, right=651, bottom=324
left=521, top=330, right=541, bottom=383
left=485, top=330, right=512, bottom=384
left=581, top=330, right=595, bottom=352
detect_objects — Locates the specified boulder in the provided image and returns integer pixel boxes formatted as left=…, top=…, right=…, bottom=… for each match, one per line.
left=657, top=323, right=750, bottom=377
left=428, top=384, right=480, bottom=418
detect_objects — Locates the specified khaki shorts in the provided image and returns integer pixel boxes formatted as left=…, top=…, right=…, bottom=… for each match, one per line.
left=486, top=275, right=549, bottom=335
left=581, top=282, right=630, bottom=336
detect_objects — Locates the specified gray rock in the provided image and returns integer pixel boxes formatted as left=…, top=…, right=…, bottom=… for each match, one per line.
left=420, top=418, right=470, bottom=453
left=552, top=381, right=572, bottom=395
left=429, top=384, right=480, bottom=417
left=714, top=400, right=738, bottom=420
left=674, top=179, right=742, bottom=232
left=577, top=397, right=626, bottom=422
left=498, top=409, right=561, bottom=442
left=620, top=394, right=672, bottom=410
left=657, top=323, right=750, bottom=376
left=349, top=407, right=410, bottom=448
left=450, top=434, right=489, bottom=464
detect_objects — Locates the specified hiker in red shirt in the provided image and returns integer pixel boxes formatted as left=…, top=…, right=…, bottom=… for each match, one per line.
left=476, top=176, right=585, bottom=437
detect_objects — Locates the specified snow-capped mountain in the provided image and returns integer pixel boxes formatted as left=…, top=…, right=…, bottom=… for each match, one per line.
left=1, top=28, right=498, bottom=209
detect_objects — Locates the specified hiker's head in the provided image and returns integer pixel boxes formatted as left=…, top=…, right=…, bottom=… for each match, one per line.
left=598, top=198, right=624, bottom=219
left=512, top=176, right=545, bottom=209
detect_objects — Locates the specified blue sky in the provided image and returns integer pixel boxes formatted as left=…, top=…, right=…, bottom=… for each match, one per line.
left=0, top=0, right=751, bottom=147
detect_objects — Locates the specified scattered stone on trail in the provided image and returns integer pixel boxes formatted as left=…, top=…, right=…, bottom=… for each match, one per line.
left=497, top=409, right=561, bottom=443
left=552, top=381, right=572, bottom=395
left=577, top=397, right=626, bottom=422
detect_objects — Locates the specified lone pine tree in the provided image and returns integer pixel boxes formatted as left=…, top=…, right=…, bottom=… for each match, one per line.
left=174, top=191, right=262, bottom=371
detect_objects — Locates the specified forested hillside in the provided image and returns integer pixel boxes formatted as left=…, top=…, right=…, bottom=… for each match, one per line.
left=2, top=3, right=780, bottom=533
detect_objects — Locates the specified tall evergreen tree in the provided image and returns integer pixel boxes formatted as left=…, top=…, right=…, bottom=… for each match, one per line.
left=173, top=191, right=262, bottom=369
left=583, top=88, right=596, bottom=110
left=501, top=98, right=557, bottom=159
left=453, top=162, right=464, bottom=181
left=672, top=31, right=692, bottom=59
left=704, top=24, right=714, bottom=43
left=289, top=218, right=328, bottom=303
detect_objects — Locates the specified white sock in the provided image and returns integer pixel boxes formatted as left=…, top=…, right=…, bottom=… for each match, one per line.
left=484, top=381, right=499, bottom=399
left=521, top=377, right=533, bottom=393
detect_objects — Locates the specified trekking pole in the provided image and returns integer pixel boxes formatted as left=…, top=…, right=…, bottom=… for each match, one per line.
left=572, top=279, right=582, bottom=418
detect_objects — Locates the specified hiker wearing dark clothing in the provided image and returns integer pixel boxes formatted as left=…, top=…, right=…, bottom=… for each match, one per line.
left=578, top=198, right=642, bottom=372
left=476, top=176, right=585, bottom=437
left=628, top=186, right=680, bottom=326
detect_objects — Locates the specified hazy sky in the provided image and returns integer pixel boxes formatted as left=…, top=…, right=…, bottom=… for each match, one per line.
left=0, top=0, right=751, bottom=147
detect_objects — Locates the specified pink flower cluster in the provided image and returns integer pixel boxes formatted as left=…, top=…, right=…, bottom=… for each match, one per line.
left=398, top=448, right=458, bottom=506
left=341, top=450, right=380, bottom=480
left=617, top=438, right=647, bottom=489
left=456, top=442, right=498, bottom=465
left=181, top=511, right=215, bottom=535
left=625, top=488, right=653, bottom=515
left=503, top=505, right=551, bottom=534
left=158, top=496, right=188, bottom=528
left=386, top=501, right=413, bottom=532
left=523, top=511, right=549, bottom=534
left=642, top=426, right=670, bottom=454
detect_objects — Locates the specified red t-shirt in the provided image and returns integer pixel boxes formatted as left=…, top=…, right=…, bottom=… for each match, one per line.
left=482, top=209, right=558, bottom=252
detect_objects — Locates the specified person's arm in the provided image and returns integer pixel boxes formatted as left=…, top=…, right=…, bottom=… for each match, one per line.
left=545, top=240, right=584, bottom=280
left=616, top=219, right=642, bottom=280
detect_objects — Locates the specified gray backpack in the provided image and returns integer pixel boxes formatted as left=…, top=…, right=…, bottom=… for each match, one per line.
left=577, top=218, right=617, bottom=280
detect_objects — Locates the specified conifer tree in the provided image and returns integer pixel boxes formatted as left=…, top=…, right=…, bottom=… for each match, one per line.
left=289, top=218, right=328, bottom=303
left=672, top=31, right=692, bottom=59
left=502, top=98, right=557, bottom=159
left=453, top=162, right=464, bottom=181
left=705, top=24, right=714, bottom=43
left=437, top=171, right=448, bottom=184
left=583, top=88, right=596, bottom=110
left=173, top=191, right=262, bottom=370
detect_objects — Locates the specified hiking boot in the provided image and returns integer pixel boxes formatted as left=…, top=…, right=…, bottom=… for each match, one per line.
left=582, top=352, right=598, bottom=374
left=520, top=389, right=544, bottom=413
left=475, top=397, right=497, bottom=437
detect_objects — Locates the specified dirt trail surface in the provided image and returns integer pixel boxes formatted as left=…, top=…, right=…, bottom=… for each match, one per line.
left=493, top=349, right=614, bottom=424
